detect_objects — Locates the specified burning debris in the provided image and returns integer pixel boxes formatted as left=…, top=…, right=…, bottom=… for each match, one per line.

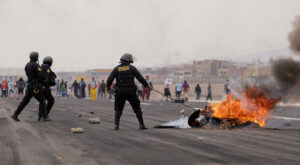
left=155, top=86, right=280, bottom=130
left=185, top=87, right=280, bottom=129
left=209, top=87, right=279, bottom=127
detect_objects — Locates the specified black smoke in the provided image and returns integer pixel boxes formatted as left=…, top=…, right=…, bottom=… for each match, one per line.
left=289, top=16, right=300, bottom=55
left=271, top=16, right=300, bottom=101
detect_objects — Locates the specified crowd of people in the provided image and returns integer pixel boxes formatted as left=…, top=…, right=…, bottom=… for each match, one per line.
left=1, top=77, right=231, bottom=103
left=53, top=75, right=154, bottom=102
left=0, top=78, right=27, bottom=99
left=163, top=80, right=231, bottom=102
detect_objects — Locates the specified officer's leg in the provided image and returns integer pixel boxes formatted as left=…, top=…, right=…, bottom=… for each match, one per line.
left=33, top=88, right=47, bottom=121
left=12, top=88, right=33, bottom=121
left=114, top=93, right=126, bottom=130
left=45, top=89, right=55, bottom=115
left=127, top=93, right=147, bottom=130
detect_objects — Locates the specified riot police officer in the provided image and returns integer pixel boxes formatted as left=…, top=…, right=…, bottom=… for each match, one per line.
left=11, top=52, right=47, bottom=121
left=107, top=53, right=149, bottom=130
left=41, top=56, right=56, bottom=120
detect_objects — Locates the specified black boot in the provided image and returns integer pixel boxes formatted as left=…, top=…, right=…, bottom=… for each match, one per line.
left=114, top=111, right=122, bottom=130
left=11, top=114, right=20, bottom=122
left=136, top=113, right=147, bottom=130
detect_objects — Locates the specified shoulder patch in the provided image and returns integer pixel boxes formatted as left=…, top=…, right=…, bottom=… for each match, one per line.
left=47, top=69, right=50, bottom=73
left=38, top=67, right=42, bottom=71
left=118, top=66, right=130, bottom=72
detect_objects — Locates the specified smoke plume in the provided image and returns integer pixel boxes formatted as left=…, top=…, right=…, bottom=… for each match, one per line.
left=271, top=16, right=300, bottom=101
left=288, top=16, right=300, bottom=55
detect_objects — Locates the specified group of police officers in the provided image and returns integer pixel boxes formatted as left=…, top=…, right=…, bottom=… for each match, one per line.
left=11, top=52, right=150, bottom=130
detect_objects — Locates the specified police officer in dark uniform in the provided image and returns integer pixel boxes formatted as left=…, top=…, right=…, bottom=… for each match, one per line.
left=107, top=53, right=149, bottom=130
left=41, top=56, right=56, bottom=120
left=11, top=52, right=47, bottom=121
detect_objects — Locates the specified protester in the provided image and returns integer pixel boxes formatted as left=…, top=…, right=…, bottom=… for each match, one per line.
left=175, top=82, right=182, bottom=99
left=65, top=81, right=69, bottom=97
left=0, top=82, right=2, bottom=96
left=60, top=79, right=67, bottom=98
left=8, top=80, right=14, bottom=97
left=80, top=78, right=86, bottom=98
left=56, top=80, right=60, bottom=96
left=100, top=80, right=106, bottom=100
left=224, top=79, right=231, bottom=95
left=16, top=77, right=25, bottom=100
left=195, top=84, right=201, bottom=100
left=71, top=80, right=80, bottom=98
left=164, top=84, right=171, bottom=102
left=137, top=83, right=143, bottom=99
left=206, top=83, right=212, bottom=101
left=142, top=76, right=152, bottom=101
left=182, top=80, right=190, bottom=101
left=90, top=77, right=97, bottom=101
left=1, top=80, right=7, bottom=97
left=88, top=83, right=91, bottom=97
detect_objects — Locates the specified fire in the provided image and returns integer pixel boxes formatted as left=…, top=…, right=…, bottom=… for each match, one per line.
left=209, top=87, right=279, bottom=127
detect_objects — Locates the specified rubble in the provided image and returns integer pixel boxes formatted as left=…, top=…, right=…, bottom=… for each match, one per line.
left=71, top=127, right=84, bottom=133
left=180, top=110, right=185, bottom=114
left=197, top=136, right=205, bottom=141
left=283, top=119, right=292, bottom=126
left=88, top=117, right=100, bottom=124
left=78, top=113, right=86, bottom=117
left=32, top=109, right=36, bottom=112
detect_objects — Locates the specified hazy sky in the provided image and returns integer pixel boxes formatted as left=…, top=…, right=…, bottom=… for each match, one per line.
left=0, top=0, right=300, bottom=71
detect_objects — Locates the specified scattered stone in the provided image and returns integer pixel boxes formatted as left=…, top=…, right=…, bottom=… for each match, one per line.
left=197, top=136, right=205, bottom=141
left=89, top=112, right=94, bottom=115
left=78, top=113, right=86, bottom=117
left=54, top=155, right=64, bottom=160
left=283, top=119, right=292, bottom=126
left=71, top=127, right=84, bottom=133
left=88, top=117, right=100, bottom=124
left=32, top=109, right=36, bottom=112
left=180, top=110, right=185, bottom=114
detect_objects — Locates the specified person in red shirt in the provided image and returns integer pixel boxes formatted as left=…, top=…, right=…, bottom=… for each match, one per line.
left=142, top=76, right=152, bottom=101
left=1, top=80, right=7, bottom=97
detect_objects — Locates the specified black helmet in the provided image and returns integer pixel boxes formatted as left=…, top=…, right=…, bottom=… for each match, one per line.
left=120, top=53, right=134, bottom=63
left=43, top=56, right=53, bottom=66
left=29, top=52, right=39, bottom=61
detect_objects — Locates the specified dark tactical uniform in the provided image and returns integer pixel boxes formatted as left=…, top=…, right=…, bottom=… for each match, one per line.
left=12, top=55, right=47, bottom=121
left=107, top=64, right=149, bottom=130
left=41, top=63, right=56, bottom=118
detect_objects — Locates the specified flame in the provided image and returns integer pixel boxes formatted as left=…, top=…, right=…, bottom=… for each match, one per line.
left=209, top=87, right=279, bottom=127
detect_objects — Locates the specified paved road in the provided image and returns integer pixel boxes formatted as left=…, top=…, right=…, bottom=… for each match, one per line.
left=0, top=97, right=300, bottom=165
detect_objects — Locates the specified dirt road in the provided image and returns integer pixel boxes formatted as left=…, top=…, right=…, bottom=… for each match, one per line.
left=0, top=97, right=300, bottom=165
